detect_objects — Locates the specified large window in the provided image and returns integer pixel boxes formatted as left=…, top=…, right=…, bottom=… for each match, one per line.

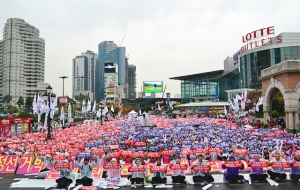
left=239, top=46, right=300, bottom=89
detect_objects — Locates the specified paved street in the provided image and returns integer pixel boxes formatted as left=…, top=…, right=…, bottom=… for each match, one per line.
left=1, top=174, right=300, bottom=190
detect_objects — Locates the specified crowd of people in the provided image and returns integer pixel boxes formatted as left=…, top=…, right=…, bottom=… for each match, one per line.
left=1, top=115, right=300, bottom=188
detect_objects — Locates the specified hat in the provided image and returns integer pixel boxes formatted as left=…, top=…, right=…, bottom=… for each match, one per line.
left=110, top=158, right=117, bottom=162
left=65, top=152, right=69, bottom=157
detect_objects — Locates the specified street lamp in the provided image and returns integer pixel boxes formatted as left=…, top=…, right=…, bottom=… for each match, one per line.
left=100, top=101, right=104, bottom=125
left=43, top=85, right=56, bottom=140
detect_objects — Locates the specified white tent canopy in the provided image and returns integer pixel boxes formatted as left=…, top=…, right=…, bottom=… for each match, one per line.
left=128, top=110, right=138, bottom=118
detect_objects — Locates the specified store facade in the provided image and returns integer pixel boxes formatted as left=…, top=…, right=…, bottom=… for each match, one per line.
left=0, top=117, right=33, bottom=136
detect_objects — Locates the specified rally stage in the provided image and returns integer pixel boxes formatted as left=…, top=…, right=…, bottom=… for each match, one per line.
left=8, top=172, right=293, bottom=189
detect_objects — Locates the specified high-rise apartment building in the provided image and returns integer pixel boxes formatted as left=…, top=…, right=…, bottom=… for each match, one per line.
left=0, top=18, right=45, bottom=106
left=72, top=50, right=98, bottom=101
left=127, top=64, right=137, bottom=98
left=98, top=41, right=126, bottom=101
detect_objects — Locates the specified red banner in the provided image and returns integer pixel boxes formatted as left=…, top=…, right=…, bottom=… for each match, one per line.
left=54, top=162, right=69, bottom=170
left=194, top=149, right=208, bottom=154
left=180, top=150, right=194, bottom=155
left=92, top=149, right=105, bottom=155
left=169, top=164, right=188, bottom=170
left=250, top=161, right=269, bottom=168
left=208, top=148, right=222, bottom=153
left=108, top=152, right=120, bottom=157
left=147, top=152, right=161, bottom=158
left=192, top=165, right=211, bottom=172
left=292, top=161, right=300, bottom=168
left=233, top=149, right=248, bottom=155
left=225, top=161, right=242, bottom=168
left=52, top=155, right=66, bottom=160
left=135, top=142, right=146, bottom=147
left=161, top=150, right=175, bottom=156
left=150, top=166, right=167, bottom=172
left=133, top=152, right=144, bottom=157
left=121, top=150, right=133, bottom=156
left=128, top=166, right=146, bottom=172
left=103, top=163, right=120, bottom=170
left=271, top=162, right=290, bottom=168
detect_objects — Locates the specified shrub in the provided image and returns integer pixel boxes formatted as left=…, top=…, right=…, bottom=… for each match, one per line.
left=271, top=110, right=279, bottom=118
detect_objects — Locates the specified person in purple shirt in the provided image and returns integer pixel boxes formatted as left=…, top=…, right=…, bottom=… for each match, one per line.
left=248, top=154, right=268, bottom=182
left=222, top=155, right=246, bottom=184
left=289, top=154, right=300, bottom=182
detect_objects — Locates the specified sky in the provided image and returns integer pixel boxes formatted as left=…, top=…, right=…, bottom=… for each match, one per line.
left=1, top=0, right=300, bottom=99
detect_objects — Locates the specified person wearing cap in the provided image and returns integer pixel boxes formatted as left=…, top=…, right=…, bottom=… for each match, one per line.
left=75, top=155, right=97, bottom=186
left=106, top=158, right=122, bottom=178
left=267, top=153, right=287, bottom=181
left=222, top=155, right=246, bottom=184
left=169, top=157, right=186, bottom=184
left=248, top=154, right=268, bottom=182
left=191, top=154, right=214, bottom=183
left=129, top=158, right=147, bottom=187
left=55, top=152, right=73, bottom=188
left=40, top=154, right=53, bottom=172
left=289, top=154, right=300, bottom=182
left=151, top=158, right=167, bottom=185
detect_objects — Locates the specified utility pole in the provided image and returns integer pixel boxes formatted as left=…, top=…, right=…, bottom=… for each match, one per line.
left=59, top=76, right=68, bottom=127
left=59, top=76, right=68, bottom=96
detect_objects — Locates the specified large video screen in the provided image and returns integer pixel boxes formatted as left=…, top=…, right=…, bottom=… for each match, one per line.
left=105, top=62, right=117, bottom=73
left=143, top=81, right=163, bottom=93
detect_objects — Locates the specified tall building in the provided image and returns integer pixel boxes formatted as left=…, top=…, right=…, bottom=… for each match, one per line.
left=127, top=64, right=137, bottom=98
left=72, top=50, right=98, bottom=101
left=0, top=18, right=45, bottom=106
left=98, top=41, right=126, bottom=101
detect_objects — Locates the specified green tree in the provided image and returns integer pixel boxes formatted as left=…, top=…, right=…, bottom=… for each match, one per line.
left=25, top=97, right=33, bottom=112
left=2, top=94, right=12, bottom=106
left=74, top=93, right=90, bottom=102
left=272, top=91, right=284, bottom=116
left=16, top=96, right=24, bottom=108
left=9, top=106, right=19, bottom=113
left=245, top=89, right=262, bottom=111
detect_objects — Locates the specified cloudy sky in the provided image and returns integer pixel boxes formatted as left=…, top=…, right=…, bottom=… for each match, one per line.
left=1, top=0, right=300, bottom=99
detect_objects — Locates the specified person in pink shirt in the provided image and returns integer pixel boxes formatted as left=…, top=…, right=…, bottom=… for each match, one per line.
left=162, top=148, right=170, bottom=164
left=2, top=127, right=11, bottom=137
left=107, top=158, right=122, bottom=178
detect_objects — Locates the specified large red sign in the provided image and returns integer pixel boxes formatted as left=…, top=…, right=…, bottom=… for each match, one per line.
left=169, top=164, right=188, bottom=170
left=224, top=161, right=242, bottom=168
left=192, top=165, right=211, bottom=172
left=150, top=166, right=167, bottom=172
left=250, top=161, right=269, bottom=168
left=271, top=162, right=290, bottom=168
left=241, top=26, right=282, bottom=53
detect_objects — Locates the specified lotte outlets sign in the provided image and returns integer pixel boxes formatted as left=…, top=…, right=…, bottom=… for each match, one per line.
left=240, top=26, right=282, bottom=53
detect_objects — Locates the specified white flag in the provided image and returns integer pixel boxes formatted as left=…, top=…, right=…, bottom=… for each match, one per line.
left=60, top=107, right=64, bottom=121
left=32, top=94, right=37, bottom=114
left=82, top=100, right=86, bottom=113
left=111, top=105, right=114, bottom=113
left=158, top=104, right=161, bottom=110
left=92, top=101, right=96, bottom=112
left=139, top=109, right=142, bottom=115
left=103, top=106, right=108, bottom=115
left=68, top=102, right=72, bottom=121
left=87, top=100, right=91, bottom=112
left=224, top=105, right=227, bottom=115
left=256, top=97, right=263, bottom=111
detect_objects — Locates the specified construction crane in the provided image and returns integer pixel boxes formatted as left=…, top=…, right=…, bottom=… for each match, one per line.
left=118, top=34, right=126, bottom=46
